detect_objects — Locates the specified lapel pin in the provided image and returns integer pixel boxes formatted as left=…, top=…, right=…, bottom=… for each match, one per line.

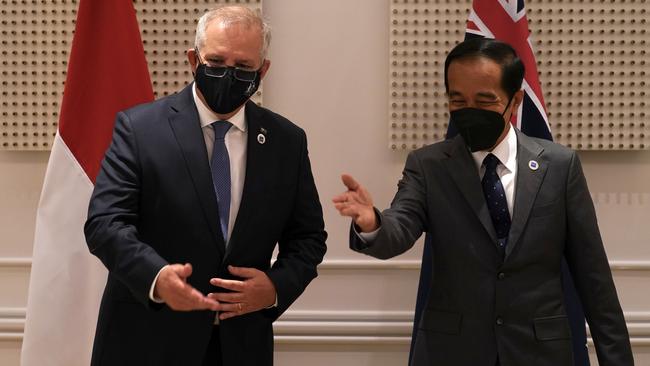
left=257, top=127, right=267, bottom=145
left=528, top=160, right=539, bottom=171
left=257, top=133, right=266, bottom=145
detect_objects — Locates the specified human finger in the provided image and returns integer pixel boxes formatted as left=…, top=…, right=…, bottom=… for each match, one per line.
left=210, top=278, right=246, bottom=292
left=218, top=303, right=246, bottom=320
left=168, top=283, right=218, bottom=311
left=207, top=292, right=243, bottom=303
left=341, top=174, right=360, bottom=191
left=227, top=265, right=258, bottom=278
left=332, top=193, right=351, bottom=203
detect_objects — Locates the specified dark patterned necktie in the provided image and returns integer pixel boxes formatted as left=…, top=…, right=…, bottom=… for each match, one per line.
left=481, top=153, right=511, bottom=260
left=211, top=121, right=232, bottom=243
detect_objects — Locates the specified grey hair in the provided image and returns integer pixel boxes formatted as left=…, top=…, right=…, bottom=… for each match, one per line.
left=194, top=6, right=271, bottom=61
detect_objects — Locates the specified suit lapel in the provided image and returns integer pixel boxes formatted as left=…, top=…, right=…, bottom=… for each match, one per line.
left=167, top=85, right=226, bottom=256
left=443, top=136, right=498, bottom=243
left=506, top=130, right=547, bottom=259
left=225, top=102, right=270, bottom=259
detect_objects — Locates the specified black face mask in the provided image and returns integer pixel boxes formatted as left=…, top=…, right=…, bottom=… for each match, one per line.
left=194, top=63, right=261, bottom=115
left=450, top=97, right=514, bottom=152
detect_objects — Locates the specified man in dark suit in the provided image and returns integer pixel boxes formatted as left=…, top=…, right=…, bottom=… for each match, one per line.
left=84, top=6, right=326, bottom=366
left=333, top=38, right=633, bottom=365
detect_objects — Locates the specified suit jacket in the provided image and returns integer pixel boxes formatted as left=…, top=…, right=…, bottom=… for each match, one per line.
left=85, top=85, right=327, bottom=366
left=351, top=129, right=633, bottom=366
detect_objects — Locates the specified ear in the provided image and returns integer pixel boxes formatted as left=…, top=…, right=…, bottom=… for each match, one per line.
left=259, top=59, right=271, bottom=80
left=510, top=89, right=525, bottom=118
left=187, top=48, right=199, bottom=74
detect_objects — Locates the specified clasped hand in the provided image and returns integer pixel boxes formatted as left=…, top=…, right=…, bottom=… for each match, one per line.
left=153, top=263, right=276, bottom=320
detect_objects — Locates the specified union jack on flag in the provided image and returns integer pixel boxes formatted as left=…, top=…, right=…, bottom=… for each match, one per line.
left=465, top=0, right=553, bottom=140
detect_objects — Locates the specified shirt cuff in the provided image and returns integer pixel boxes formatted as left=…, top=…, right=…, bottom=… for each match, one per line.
left=149, top=265, right=168, bottom=303
left=266, top=294, right=278, bottom=309
left=355, top=224, right=380, bottom=243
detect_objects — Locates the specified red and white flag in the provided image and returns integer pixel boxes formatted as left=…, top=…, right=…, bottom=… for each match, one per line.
left=21, top=1, right=153, bottom=365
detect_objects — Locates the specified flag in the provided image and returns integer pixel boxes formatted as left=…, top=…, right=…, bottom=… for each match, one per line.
left=447, top=0, right=552, bottom=140
left=21, top=1, right=153, bottom=365
left=410, top=1, right=590, bottom=365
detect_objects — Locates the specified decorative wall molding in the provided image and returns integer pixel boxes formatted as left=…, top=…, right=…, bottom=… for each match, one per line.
left=318, top=259, right=650, bottom=272
left=2, top=307, right=650, bottom=346
left=275, top=336, right=410, bottom=345
left=3, top=257, right=650, bottom=271
left=280, top=310, right=413, bottom=321
left=3, top=259, right=650, bottom=346
left=0, top=307, right=25, bottom=342
left=0, top=333, right=22, bottom=341
left=0, top=258, right=32, bottom=267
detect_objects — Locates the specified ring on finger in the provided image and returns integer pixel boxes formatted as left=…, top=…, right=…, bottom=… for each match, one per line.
left=238, top=303, right=242, bottom=311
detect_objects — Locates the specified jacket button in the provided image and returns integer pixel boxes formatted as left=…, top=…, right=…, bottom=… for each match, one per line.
left=498, top=272, right=506, bottom=280
left=496, top=317, right=504, bottom=325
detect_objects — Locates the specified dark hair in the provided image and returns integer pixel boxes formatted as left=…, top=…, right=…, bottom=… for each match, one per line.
left=444, top=38, right=525, bottom=99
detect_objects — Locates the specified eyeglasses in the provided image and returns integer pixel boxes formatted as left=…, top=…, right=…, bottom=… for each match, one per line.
left=195, top=48, right=259, bottom=82
left=201, top=65, right=258, bottom=82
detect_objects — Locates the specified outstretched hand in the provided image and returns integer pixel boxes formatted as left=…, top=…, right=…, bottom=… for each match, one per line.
left=332, top=174, right=378, bottom=232
left=153, top=263, right=220, bottom=311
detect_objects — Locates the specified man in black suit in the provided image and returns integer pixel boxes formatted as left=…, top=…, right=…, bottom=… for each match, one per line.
left=334, top=38, right=633, bottom=365
left=84, top=6, right=327, bottom=366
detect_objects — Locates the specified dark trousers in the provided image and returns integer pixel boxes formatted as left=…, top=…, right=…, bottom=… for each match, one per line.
left=202, top=326, right=222, bottom=366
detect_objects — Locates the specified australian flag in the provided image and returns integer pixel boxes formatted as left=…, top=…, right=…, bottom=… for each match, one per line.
left=410, top=1, right=590, bottom=365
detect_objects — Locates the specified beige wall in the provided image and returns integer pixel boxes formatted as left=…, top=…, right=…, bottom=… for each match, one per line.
left=1, top=0, right=649, bottom=364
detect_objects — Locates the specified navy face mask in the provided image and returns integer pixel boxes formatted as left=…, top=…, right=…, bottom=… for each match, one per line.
left=194, top=61, right=261, bottom=115
left=450, top=97, right=514, bottom=152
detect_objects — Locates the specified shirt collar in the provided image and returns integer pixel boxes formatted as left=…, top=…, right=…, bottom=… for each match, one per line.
left=192, top=83, right=247, bottom=132
left=471, top=124, right=518, bottom=172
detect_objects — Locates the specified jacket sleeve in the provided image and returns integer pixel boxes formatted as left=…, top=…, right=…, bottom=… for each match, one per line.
left=563, top=151, right=634, bottom=365
left=84, top=111, right=168, bottom=307
left=264, top=130, right=327, bottom=319
left=350, top=151, right=428, bottom=260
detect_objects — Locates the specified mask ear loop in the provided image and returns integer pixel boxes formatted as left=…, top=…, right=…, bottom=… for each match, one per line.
left=244, top=81, right=257, bottom=97
left=243, top=64, right=263, bottom=97
left=501, top=94, right=516, bottom=124
left=194, top=47, right=203, bottom=64
left=243, top=61, right=265, bottom=97
left=192, top=47, right=203, bottom=77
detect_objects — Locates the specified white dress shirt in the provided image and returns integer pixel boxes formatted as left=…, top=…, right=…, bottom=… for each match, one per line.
left=148, top=84, right=248, bottom=302
left=470, top=124, right=518, bottom=217
left=358, top=125, right=518, bottom=242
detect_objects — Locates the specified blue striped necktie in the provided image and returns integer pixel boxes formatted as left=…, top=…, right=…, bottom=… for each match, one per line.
left=482, top=153, right=511, bottom=261
left=211, top=121, right=232, bottom=243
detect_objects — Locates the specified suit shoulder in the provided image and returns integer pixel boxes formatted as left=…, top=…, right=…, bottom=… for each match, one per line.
left=118, top=92, right=179, bottom=123
left=105, top=93, right=183, bottom=141
left=527, top=135, right=576, bottom=162
left=411, top=138, right=455, bottom=160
